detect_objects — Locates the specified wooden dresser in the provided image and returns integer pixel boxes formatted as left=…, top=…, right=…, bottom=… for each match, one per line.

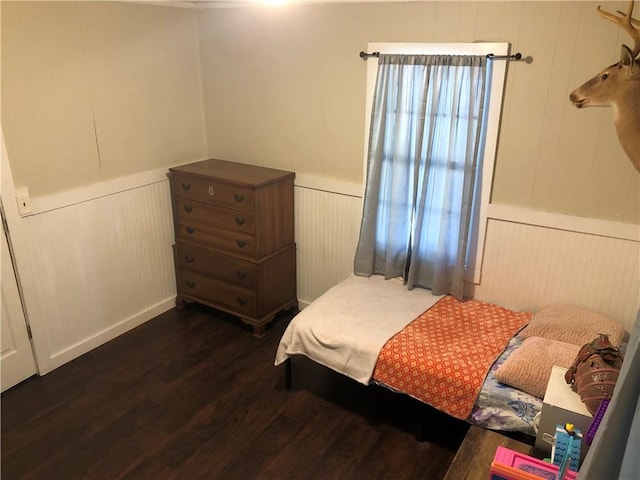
left=169, top=159, right=297, bottom=337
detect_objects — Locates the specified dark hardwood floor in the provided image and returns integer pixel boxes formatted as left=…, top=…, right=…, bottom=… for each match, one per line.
left=1, top=304, right=469, bottom=480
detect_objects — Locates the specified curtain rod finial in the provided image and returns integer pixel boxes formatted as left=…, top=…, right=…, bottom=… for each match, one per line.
left=360, top=51, right=380, bottom=60
left=487, top=52, right=524, bottom=61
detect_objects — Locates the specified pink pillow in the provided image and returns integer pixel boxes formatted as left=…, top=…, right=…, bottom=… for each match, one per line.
left=518, top=305, right=625, bottom=346
left=494, top=337, right=580, bottom=398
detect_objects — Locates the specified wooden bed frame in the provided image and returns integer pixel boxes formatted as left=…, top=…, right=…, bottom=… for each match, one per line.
left=274, top=274, right=540, bottom=441
left=282, top=355, right=441, bottom=441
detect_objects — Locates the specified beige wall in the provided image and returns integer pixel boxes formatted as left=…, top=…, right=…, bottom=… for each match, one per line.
left=2, top=1, right=207, bottom=197
left=3, top=0, right=638, bottom=220
left=197, top=1, right=639, bottom=224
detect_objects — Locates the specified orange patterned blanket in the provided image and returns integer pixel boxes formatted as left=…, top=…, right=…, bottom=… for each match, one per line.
left=372, top=295, right=532, bottom=419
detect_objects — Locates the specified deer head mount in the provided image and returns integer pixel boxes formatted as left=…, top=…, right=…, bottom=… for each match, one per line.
left=569, top=0, right=640, bottom=173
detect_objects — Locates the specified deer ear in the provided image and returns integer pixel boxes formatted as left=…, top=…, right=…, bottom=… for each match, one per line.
left=620, top=45, right=634, bottom=69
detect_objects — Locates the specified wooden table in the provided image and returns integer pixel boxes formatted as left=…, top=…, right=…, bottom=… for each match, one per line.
left=443, top=426, right=534, bottom=480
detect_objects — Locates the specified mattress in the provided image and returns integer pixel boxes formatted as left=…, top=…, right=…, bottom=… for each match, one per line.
left=275, top=273, right=443, bottom=384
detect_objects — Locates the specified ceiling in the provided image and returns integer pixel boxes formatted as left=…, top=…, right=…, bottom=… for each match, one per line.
left=126, top=0, right=425, bottom=9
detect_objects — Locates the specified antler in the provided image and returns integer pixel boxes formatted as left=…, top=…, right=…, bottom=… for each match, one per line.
left=618, top=11, right=640, bottom=27
left=598, top=0, right=640, bottom=59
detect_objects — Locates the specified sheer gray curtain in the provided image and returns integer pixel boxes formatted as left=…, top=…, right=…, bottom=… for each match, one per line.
left=354, top=54, right=488, bottom=299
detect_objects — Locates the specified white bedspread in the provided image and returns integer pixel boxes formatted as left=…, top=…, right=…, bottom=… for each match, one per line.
left=274, top=274, right=443, bottom=384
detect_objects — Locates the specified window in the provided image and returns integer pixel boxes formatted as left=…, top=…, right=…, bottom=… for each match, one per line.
left=355, top=43, right=508, bottom=293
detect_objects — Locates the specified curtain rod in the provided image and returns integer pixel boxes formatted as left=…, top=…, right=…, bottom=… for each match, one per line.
left=359, top=51, right=524, bottom=61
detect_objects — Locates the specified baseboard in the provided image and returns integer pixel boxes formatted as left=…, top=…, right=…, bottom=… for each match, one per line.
left=297, top=299, right=311, bottom=310
left=44, top=297, right=176, bottom=374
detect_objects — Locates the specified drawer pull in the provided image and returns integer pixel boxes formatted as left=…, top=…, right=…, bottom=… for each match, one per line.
left=182, top=182, right=191, bottom=191
left=234, top=194, right=244, bottom=202
left=236, top=240, right=246, bottom=248
left=186, top=280, right=196, bottom=288
left=184, top=205, right=193, bottom=213
left=235, top=217, right=245, bottom=226
left=236, top=270, right=247, bottom=280
left=186, top=227, right=195, bottom=234
left=236, top=296, right=248, bottom=307
left=185, top=255, right=194, bottom=263
left=208, top=186, right=215, bottom=196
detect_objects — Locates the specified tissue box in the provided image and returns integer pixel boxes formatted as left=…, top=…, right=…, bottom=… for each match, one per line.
left=490, top=446, right=577, bottom=480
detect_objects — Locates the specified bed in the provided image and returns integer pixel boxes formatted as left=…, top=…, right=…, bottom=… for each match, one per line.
left=274, top=274, right=627, bottom=439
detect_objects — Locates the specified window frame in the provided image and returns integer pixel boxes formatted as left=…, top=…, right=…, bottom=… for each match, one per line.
left=361, top=42, right=509, bottom=284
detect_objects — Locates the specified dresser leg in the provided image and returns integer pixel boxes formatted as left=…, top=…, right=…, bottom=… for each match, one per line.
left=251, top=323, right=267, bottom=339
left=176, top=296, right=187, bottom=310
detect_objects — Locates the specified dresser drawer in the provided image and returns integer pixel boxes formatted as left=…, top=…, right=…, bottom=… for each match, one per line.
left=172, top=174, right=254, bottom=211
left=175, top=240, right=257, bottom=288
left=176, top=198, right=255, bottom=234
left=177, top=271, right=257, bottom=317
left=176, top=220, right=256, bottom=257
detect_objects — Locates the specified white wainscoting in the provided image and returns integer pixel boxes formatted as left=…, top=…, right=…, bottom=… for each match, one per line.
left=293, top=175, right=363, bottom=308
left=12, top=170, right=639, bottom=375
left=16, top=177, right=176, bottom=374
left=15, top=170, right=365, bottom=374
left=472, top=218, right=640, bottom=331
left=293, top=178, right=639, bottom=330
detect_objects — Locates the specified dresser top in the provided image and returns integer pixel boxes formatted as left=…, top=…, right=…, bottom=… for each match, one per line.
left=170, top=159, right=294, bottom=187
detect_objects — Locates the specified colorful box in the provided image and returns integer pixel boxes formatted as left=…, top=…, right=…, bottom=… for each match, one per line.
left=552, top=425, right=581, bottom=472
left=490, top=446, right=578, bottom=480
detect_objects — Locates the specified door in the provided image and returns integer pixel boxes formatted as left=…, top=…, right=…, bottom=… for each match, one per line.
left=1, top=204, right=37, bottom=392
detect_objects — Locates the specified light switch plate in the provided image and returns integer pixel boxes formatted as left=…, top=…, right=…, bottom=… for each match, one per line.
left=15, top=187, right=32, bottom=216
